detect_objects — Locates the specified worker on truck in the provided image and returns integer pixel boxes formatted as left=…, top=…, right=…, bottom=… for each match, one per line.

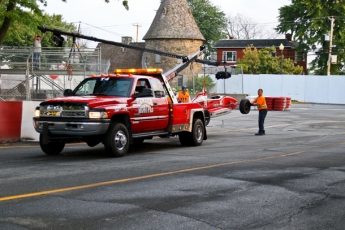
left=177, top=85, right=190, bottom=103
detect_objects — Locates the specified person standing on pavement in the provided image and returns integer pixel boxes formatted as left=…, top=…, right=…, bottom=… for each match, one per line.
left=252, top=89, right=268, bottom=135
left=177, top=85, right=190, bottom=103
left=33, top=33, right=45, bottom=69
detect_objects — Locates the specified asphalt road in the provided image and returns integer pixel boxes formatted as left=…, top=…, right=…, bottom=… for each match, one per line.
left=0, top=103, right=344, bottom=230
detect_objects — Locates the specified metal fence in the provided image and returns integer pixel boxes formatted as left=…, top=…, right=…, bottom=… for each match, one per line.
left=0, top=46, right=109, bottom=101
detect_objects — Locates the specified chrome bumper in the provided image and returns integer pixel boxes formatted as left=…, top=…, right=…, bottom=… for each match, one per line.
left=33, top=118, right=111, bottom=136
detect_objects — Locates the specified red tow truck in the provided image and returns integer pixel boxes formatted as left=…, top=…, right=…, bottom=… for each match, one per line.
left=33, top=27, right=241, bottom=157
left=33, top=51, right=211, bottom=157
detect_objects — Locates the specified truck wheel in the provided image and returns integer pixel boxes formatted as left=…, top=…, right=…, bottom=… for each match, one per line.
left=204, top=110, right=210, bottom=126
left=179, top=118, right=204, bottom=146
left=104, top=122, right=129, bottom=157
left=39, top=134, right=65, bottom=155
left=239, top=99, right=251, bottom=114
left=190, top=118, right=204, bottom=146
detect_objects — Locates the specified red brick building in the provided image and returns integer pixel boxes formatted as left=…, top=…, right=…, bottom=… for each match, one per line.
left=213, top=36, right=307, bottom=74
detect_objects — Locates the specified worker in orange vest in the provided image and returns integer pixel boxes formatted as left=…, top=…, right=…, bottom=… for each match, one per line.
left=177, top=85, right=190, bottom=103
left=252, top=88, right=268, bottom=136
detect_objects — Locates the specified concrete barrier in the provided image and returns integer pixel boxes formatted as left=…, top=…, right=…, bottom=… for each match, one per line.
left=21, top=101, right=40, bottom=141
left=0, top=101, right=22, bottom=143
left=0, top=101, right=40, bottom=143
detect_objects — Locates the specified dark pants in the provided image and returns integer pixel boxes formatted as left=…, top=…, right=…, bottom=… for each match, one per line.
left=258, top=109, right=268, bottom=134
left=33, top=52, right=40, bottom=69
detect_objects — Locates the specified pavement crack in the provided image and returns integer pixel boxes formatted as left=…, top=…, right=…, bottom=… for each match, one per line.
left=288, top=179, right=345, bottom=223
left=46, top=195, right=223, bottom=229
left=135, top=203, right=224, bottom=230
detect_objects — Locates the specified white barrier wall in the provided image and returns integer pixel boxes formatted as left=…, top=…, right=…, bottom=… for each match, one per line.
left=204, top=74, right=345, bottom=104
left=21, top=101, right=41, bottom=141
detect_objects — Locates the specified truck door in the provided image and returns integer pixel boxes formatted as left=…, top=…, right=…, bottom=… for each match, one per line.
left=130, top=78, right=161, bottom=133
left=148, top=78, right=169, bottom=131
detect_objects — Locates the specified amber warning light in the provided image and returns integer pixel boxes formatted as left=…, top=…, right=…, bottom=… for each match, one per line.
left=114, top=68, right=163, bottom=75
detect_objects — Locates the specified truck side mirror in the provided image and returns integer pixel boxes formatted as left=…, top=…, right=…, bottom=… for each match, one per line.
left=64, top=89, right=73, bottom=96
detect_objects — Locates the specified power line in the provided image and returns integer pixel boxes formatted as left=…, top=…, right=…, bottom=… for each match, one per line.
left=77, top=22, right=126, bottom=38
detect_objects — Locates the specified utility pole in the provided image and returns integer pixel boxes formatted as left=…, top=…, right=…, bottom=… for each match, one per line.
left=327, top=17, right=335, bottom=76
left=223, top=53, right=227, bottom=94
left=133, top=23, right=141, bottom=42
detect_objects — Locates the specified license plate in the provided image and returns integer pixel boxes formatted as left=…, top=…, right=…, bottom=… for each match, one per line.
left=49, top=111, right=58, bottom=116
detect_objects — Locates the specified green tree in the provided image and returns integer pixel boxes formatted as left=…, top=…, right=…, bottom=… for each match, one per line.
left=0, top=0, right=129, bottom=46
left=275, top=0, right=345, bottom=75
left=187, top=75, right=216, bottom=94
left=187, top=0, right=227, bottom=54
left=3, top=13, right=77, bottom=47
left=237, top=45, right=303, bottom=75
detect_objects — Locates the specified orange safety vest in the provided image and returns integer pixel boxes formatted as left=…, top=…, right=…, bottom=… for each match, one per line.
left=254, top=95, right=267, bottom=110
left=177, top=91, right=190, bottom=103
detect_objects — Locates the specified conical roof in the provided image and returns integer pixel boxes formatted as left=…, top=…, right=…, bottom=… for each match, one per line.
left=143, top=0, right=205, bottom=40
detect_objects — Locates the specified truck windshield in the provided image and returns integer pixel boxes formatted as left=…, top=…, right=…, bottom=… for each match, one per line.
left=73, top=78, right=133, bottom=97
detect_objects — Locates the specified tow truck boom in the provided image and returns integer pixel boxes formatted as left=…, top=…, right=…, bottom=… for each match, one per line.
left=38, top=26, right=219, bottom=67
left=38, top=26, right=210, bottom=103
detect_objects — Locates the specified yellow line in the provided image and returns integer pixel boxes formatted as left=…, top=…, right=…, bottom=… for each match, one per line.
left=1, top=141, right=343, bottom=202
left=0, top=143, right=84, bottom=149
left=0, top=146, right=36, bottom=149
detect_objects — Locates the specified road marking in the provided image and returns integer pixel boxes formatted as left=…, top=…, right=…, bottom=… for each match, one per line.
left=0, top=146, right=37, bottom=149
left=0, top=143, right=84, bottom=149
left=0, top=141, right=344, bottom=202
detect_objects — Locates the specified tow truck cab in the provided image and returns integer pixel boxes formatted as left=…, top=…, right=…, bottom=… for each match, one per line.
left=33, top=68, right=207, bottom=157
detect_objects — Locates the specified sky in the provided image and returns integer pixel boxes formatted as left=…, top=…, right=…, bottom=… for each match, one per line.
left=39, top=0, right=291, bottom=48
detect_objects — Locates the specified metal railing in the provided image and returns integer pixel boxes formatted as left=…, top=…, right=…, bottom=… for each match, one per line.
left=0, top=46, right=109, bottom=101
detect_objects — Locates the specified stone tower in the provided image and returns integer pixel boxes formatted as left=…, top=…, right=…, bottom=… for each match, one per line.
left=143, top=0, right=205, bottom=88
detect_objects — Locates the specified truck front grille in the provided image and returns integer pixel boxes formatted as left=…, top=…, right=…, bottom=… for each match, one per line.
left=40, top=104, right=88, bottom=118
left=61, top=111, right=87, bottom=117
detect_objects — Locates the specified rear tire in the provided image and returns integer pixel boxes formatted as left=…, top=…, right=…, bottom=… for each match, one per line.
left=179, top=118, right=204, bottom=146
left=240, top=99, right=251, bottom=114
left=39, top=134, right=65, bottom=155
left=104, top=122, right=129, bottom=157
left=190, top=118, right=204, bottom=146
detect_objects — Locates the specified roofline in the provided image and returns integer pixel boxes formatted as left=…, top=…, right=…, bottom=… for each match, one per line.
left=213, top=38, right=295, bottom=49
left=216, top=38, right=288, bottom=41
left=213, top=46, right=293, bottom=49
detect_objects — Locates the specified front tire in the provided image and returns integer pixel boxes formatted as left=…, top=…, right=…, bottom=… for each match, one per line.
left=39, top=134, right=65, bottom=155
left=104, top=122, right=129, bottom=157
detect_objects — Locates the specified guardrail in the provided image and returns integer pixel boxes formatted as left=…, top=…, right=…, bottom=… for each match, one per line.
left=0, top=46, right=109, bottom=101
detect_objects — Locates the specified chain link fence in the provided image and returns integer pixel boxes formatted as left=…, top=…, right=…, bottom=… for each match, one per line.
left=0, top=46, right=109, bottom=101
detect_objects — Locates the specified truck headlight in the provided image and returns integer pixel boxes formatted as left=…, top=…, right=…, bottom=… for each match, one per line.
left=34, top=107, right=40, bottom=117
left=89, top=111, right=108, bottom=119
